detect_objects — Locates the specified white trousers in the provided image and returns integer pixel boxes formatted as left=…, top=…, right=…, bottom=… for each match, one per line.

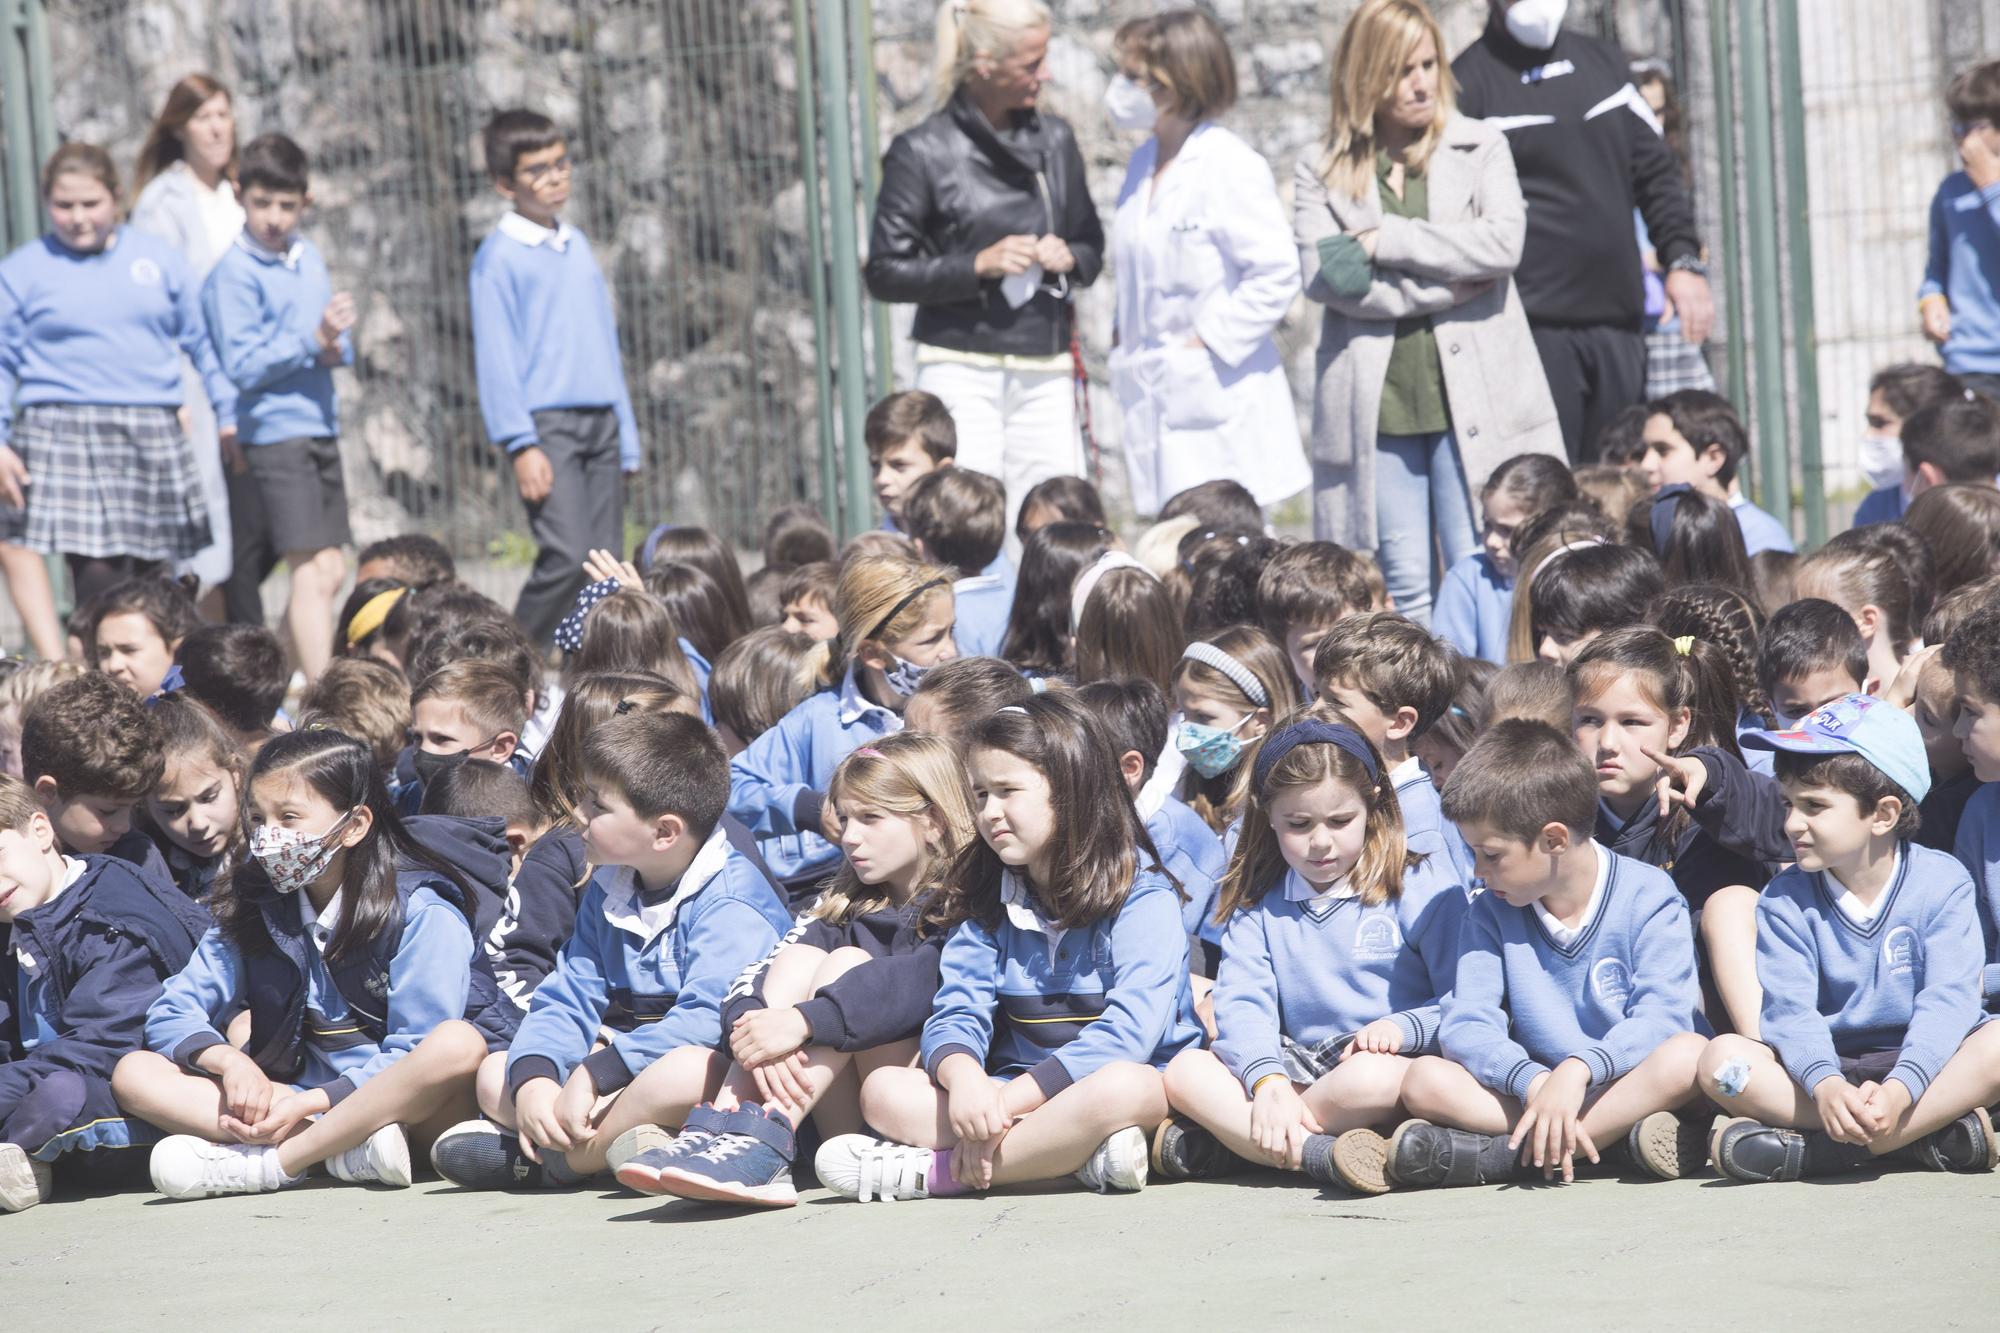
left=915, top=359, right=1081, bottom=561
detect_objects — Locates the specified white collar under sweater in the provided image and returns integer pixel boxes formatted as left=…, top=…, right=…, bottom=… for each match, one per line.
left=1534, top=841, right=1611, bottom=948
left=1283, top=867, right=1358, bottom=910
left=601, top=826, right=731, bottom=942
left=1828, top=848, right=1901, bottom=928
left=497, top=211, right=576, bottom=252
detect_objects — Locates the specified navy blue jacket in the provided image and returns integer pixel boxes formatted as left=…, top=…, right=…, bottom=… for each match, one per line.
left=721, top=898, right=944, bottom=1053
left=1596, top=746, right=1791, bottom=911
left=403, top=814, right=513, bottom=947
left=485, top=825, right=589, bottom=1010
left=0, top=856, right=212, bottom=1109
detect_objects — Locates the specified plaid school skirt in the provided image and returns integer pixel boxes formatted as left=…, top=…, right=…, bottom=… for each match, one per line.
left=4, top=403, right=213, bottom=559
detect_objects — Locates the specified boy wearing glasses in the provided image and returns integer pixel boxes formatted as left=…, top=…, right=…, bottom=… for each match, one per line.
left=1921, top=61, right=2000, bottom=400
left=471, top=110, right=642, bottom=644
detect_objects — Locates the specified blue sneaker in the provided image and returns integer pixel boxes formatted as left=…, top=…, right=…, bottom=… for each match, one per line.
left=651, top=1104, right=799, bottom=1208
left=613, top=1103, right=731, bottom=1195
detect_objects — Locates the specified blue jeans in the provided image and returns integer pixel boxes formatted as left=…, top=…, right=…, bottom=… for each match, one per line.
left=1374, top=431, right=1477, bottom=627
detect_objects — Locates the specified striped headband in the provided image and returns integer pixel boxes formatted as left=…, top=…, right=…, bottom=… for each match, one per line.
left=1181, top=642, right=1269, bottom=708
left=1530, top=536, right=1608, bottom=586
left=1070, top=550, right=1151, bottom=633
left=1252, top=719, right=1379, bottom=791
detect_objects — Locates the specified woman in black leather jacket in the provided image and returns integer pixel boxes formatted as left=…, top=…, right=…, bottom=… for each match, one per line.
left=865, top=0, right=1104, bottom=549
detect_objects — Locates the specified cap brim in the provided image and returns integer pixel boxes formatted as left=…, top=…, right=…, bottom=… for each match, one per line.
left=1737, top=728, right=1856, bottom=756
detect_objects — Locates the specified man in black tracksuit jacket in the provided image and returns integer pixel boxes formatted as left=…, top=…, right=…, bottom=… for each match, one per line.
left=1454, top=2, right=1711, bottom=459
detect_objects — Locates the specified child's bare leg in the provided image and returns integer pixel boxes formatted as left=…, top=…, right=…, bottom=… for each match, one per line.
left=857, top=1064, right=955, bottom=1148
left=282, top=545, right=347, bottom=682
left=275, top=1021, right=487, bottom=1176
left=749, top=943, right=831, bottom=1011
left=1576, top=1032, right=1706, bottom=1142
left=1701, top=886, right=1763, bottom=1039
left=1163, top=1047, right=1291, bottom=1165
left=985, top=1062, right=1168, bottom=1185
left=564, top=1044, right=725, bottom=1175
left=0, top=544, right=65, bottom=663
left=111, top=1050, right=239, bottom=1138
left=1860, top=1021, right=2000, bottom=1155
left=474, top=1050, right=515, bottom=1126
left=715, top=947, right=879, bottom=1122
left=1398, top=1055, right=1516, bottom=1134
left=1697, top=1034, right=1819, bottom=1128
left=1301, top=1053, right=1414, bottom=1135
left=820, top=1039, right=918, bottom=1138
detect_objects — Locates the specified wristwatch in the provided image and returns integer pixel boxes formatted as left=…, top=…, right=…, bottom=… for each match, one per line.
left=1667, top=254, right=1709, bottom=278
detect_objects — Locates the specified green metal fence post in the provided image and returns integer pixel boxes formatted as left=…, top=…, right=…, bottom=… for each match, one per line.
left=848, top=0, right=895, bottom=400
left=791, top=0, right=842, bottom=534
left=813, top=0, right=875, bottom=539
left=1706, top=0, right=1748, bottom=412
left=1735, top=0, right=1791, bottom=528
left=1773, top=0, right=1825, bottom=548
left=22, top=0, right=53, bottom=166
left=0, top=0, right=43, bottom=249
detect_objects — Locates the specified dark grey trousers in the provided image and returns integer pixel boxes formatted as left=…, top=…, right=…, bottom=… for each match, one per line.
left=513, top=407, right=625, bottom=644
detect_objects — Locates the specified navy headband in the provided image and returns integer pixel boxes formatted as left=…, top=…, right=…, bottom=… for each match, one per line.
left=866, top=577, right=951, bottom=644
left=1251, top=719, right=1379, bottom=792
left=1648, top=483, right=1692, bottom=558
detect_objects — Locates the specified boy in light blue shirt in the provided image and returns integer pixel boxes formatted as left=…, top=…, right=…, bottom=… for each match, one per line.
left=1638, top=389, right=1794, bottom=555
left=901, top=465, right=1010, bottom=658
left=1702, top=695, right=2000, bottom=1182
left=1332, top=721, right=1708, bottom=1192
left=1920, top=62, right=2000, bottom=394
left=470, top=110, right=641, bottom=645
left=200, top=133, right=353, bottom=674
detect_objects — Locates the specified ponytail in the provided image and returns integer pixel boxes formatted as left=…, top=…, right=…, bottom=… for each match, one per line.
left=932, top=0, right=1052, bottom=107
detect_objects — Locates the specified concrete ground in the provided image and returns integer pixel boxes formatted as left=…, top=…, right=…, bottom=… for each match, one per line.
left=10, top=1160, right=1997, bottom=1328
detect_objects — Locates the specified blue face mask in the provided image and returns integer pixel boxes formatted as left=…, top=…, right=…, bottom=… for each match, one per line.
left=882, top=653, right=932, bottom=697
left=1176, top=714, right=1252, bottom=779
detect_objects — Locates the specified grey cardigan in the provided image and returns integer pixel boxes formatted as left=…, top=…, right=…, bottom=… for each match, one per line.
left=1294, top=113, right=1563, bottom=548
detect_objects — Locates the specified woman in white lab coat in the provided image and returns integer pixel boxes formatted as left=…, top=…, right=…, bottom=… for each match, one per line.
left=1106, top=10, right=1308, bottom=519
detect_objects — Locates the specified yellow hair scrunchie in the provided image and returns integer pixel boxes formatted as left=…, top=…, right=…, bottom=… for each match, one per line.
left=1673, top=635, right=1695, bottom=657
left=344, top=587, right=407, bottom=647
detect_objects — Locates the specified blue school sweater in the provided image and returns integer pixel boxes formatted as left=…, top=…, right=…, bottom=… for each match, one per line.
left=200, top=234, right=348, bottom=444
left=1213, top=864, right=1468, bottom=1095
left=1950, top=782, right=2000, bottom=1009
left=504, top=830, right=789, bottom=1095
left=1922, top=171, right=2000, bottom=375
left=1440, top=847, right=1700, bottom=1101
left=147, top=882, right=477, bottom=1103
left=1396, top=757, right=1474, bottom=889
left=1730, top=496, right=1795, bottom=556
left=468, top=214, right=639, bottom=465
left=1756, top=845, right=1984, bottom=1100
left=952, top=569, right=1012, bottom=659
left=0, top=227, right=236, bottom=440
left=1852, top=485, right=1905, bottom=527
left=727, top=668, right=902, bottom=883
left=922, top=869, right=1202, bottom=1097
left=1431, top=551, right=1513, bottom=665
left=1144, top=794, right=1228, bottom=945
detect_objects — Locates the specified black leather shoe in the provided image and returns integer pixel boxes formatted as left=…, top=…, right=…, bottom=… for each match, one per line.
left=1710, top=1117, right=1874, bottom=1183
left=1385, top=1120, right=1524, bottom=1188
left=1150, top=1116, right=1238, bottom=1181
left=1897, top=1107, right=1998, bottom=1173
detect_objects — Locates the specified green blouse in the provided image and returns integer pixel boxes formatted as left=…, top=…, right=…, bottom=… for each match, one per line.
left=1373, top=150, right=1450, bottom=437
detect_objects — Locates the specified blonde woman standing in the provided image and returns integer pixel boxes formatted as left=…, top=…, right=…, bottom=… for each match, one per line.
left=865, top=0, right=1103, bottom=549
left=1294, top=0, right=1560, bottom=628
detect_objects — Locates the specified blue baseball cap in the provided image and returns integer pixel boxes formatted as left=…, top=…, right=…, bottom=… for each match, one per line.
left=1739, top=693, right=1931, bottom=805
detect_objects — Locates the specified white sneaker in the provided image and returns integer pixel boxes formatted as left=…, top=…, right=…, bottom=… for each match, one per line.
left=813, top=1135, right=934, bottom=1202
left=0, top=1143, right=53, bottom=1212
left=150, top=1136, right=295, bottom=1199
left=605, top=1123, right=673, bottom=1174
left=325, top=1124, right=413, bottom=1187
left=1075, top=1126, right=1150, bottom=1193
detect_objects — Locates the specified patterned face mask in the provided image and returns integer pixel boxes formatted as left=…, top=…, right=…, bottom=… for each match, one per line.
left=250, top=811, right=356, bottom=896
left=1175, top=713, right=1252, bottom=779
left=882, top=653, right=933, bottom=698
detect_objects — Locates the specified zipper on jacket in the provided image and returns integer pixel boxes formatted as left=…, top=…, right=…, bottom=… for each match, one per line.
left=1035, top=168, right=1067, bottom=355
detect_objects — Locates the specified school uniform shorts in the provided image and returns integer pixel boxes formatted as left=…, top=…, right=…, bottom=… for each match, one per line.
left=230, top=435, right=353, bottom=555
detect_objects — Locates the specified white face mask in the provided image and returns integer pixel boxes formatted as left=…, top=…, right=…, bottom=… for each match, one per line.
left=1858, top=433, right=1905, bottom=492
left=1103, top=74, right=1158, bottom=132
left=1504, top=0, right=1569, bottom=50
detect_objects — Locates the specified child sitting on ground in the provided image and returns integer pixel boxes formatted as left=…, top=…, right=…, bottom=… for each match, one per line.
left=1702, top=696, right=2000, bottom=1181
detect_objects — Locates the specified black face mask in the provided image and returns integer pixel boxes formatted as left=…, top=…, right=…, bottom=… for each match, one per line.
left=412, top=746, right=472, bottom=789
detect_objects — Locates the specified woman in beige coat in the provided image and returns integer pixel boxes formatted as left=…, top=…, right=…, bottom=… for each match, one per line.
left=1295, top=0, right=1562, bottom=626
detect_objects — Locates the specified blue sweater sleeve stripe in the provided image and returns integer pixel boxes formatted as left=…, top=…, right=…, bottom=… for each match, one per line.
left=506, top=889, right=614, bottom=1089
left=145, top=926, right=239, bottom=1071
left=604, top=894, right=782, bottom=1088
left=1439, top=898, right=1550, bottom=1101
left=1211, top=901, right=1286, bottom=1094
left=1573, top=893, right=1699, bottom=1087
left=1045, top=884, right=1188, bottom=1091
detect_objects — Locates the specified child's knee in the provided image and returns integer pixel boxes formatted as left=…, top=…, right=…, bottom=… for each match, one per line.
left=1162, top=1047, right=1222, bottom=1101
left=1699, top=885, right=1758, bottom=943
left=423, top=1019, right=489, bottom=1070
left=1331, top=1051, right=1410, bottom=1105
left=475, top=1052, right=509, bottom=1118
left=1070, top=1061, right=1166, bottom=1121
left=110, top=1049, right=168, bottom=1100
left=811, top=945, right=874, bottom=989
left=1657, top=1031, right=1707, bottom=1080
left=1398, top=1055, right=1453, bottom=1110
left=858, top=1064, right=925, bottom=1121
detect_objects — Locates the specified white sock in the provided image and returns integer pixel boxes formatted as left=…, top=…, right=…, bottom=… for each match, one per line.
left=264, top=1147, right=305, bottom=1189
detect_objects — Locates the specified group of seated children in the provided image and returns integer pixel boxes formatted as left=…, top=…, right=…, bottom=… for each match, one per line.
left=6, top=373, right=2000, bottom=1218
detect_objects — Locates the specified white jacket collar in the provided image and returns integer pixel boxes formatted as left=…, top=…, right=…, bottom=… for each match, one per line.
left=601, top=827, right=732, bottom=941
